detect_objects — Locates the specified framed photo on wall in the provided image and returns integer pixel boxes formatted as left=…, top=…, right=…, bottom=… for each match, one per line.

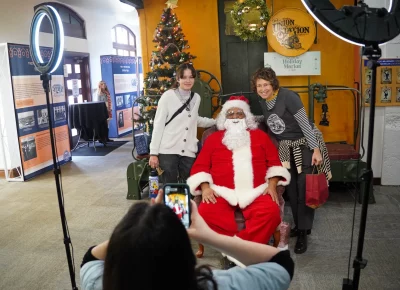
left=396, top=68, right=400, bottom=84
left=365, top=68, right=372, bottom=84
left=380, top=87, right=392, bottom=103
left=364, top=87, right=371, bottom=103
left=381, top=67, right=392, bottom=84
left=362, top=58, right=400, bottom=107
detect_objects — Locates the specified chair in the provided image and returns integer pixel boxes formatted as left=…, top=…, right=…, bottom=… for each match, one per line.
left=194, top=122, right=286, bottom=258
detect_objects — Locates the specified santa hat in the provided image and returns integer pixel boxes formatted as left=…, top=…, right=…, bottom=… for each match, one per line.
left=222, top=96, right=251, bottom=114
left=216, top=96, right=257, bottom=130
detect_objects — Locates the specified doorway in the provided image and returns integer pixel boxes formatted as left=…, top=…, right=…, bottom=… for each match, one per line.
left=217, top=0, right=267, bottom=115
left=63, top=52, right=92, bottom=146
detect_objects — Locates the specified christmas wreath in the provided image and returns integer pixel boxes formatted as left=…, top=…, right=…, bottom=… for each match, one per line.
left=231, top=0, right=271, bottom=42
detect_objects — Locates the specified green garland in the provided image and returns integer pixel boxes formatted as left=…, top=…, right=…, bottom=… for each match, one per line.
left=231, top=0, right=270, bottom=42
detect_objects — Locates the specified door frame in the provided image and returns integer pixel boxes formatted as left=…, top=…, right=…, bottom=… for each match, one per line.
left=63, top=51, right=92, bottom=103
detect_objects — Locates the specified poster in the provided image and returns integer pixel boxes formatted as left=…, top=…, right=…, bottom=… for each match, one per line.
left=362, top=58, right=400, bottom=107
left=8, top=44, right=71, bottom=180
left=100, top=55, right=138, bottom=137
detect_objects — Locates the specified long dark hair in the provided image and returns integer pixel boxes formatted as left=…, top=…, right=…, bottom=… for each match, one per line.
left=173, top=63, right=197, bottom=88
left=103, top=202, right=217, bottom=290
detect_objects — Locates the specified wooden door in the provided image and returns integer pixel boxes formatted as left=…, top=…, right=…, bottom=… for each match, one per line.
left=218, top=0, right=268, bottom=115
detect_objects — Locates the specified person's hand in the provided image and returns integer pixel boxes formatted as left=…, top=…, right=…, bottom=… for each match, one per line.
left=187, top=200, right=214, bottom=244
left=149, top=155, right=159, bottom=168
left=263, top=184, right=279, bottom=204
left=151, top=189, right=164, bottom=205
left=312, top=148, right=323, bottom=166
left=202, top=187, right=218, bottom=204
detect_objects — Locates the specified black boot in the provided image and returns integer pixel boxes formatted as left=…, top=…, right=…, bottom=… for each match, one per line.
left=294, top=230, right=308, bottom=254
left=290, top=227, right=311, bottom=238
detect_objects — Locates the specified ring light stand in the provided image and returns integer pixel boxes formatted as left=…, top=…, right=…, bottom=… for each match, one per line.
left=301, top=1, right=400, bottom=289
left=30, top=5, right=77, bottom=290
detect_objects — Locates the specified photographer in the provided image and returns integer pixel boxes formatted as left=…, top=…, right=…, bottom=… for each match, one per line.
left=80, top=190, right=294, bottom=290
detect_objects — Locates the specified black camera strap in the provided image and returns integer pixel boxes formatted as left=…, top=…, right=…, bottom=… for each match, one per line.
left=165, top=91, right=195, bottom=126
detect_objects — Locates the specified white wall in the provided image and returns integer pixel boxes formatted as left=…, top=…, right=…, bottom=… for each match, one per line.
left=0, top=0, right=141, bottom=93
left=362, top=0, right=400, bottom=185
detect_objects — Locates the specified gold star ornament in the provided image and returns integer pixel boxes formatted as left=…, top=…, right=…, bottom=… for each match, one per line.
left=166, top=0, right=178, bottom=9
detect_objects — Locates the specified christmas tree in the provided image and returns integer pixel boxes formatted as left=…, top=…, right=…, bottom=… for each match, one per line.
left=136, top=7, right=196, bottom=136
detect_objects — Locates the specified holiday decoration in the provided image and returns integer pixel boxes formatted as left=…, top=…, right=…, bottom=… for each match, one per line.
left=166, top=0, right=178, bottom=9
left=231, top=0, right=270, bottom=41
left=136, top=7, right=196, bottom=137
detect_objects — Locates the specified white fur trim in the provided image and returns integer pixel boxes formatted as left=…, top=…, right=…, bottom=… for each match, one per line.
left=232, top=145, right=266, bottom=208
left=232, top=145, right=253, bottom=191
left=266, top=166, right=291, bottom=186
left=236, top=183, right=268, bottom=209
left=186, top=172, right=213, bottom=196
left=222, top=100, right=250, bottom=113
left=210, top=184, right=237, bottom=206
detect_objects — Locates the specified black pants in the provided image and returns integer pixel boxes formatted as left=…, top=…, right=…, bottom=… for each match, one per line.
left=287, top=145, right=314, bottom=230
left=158, top=154, right=195, bottom=184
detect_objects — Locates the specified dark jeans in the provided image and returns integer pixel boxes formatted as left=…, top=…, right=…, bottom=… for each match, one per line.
left=287, top=145, right=315, bottom=230
left=158, top=154, right=195, bottom=184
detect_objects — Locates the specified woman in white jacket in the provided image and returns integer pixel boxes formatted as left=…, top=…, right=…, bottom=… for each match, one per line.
left=149, top=63, right=215, bottom=183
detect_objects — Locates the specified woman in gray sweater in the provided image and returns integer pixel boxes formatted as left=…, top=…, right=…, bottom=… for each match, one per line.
left=252, top=67, right=331, bottom=254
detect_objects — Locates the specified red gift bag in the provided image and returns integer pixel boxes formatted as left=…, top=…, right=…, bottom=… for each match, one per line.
left=306, top=167, right=329, bottom=209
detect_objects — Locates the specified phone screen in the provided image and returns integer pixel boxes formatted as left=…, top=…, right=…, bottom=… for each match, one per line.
left=163, top=184, right=191, bottom=229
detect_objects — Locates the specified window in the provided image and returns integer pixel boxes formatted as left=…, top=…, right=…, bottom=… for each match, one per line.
left=34, top=2, right=86, bottom=39
left=112, top=25, right=137, bottom=57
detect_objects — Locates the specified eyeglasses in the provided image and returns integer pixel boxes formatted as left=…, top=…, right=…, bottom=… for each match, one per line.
left=226, top=110, right=245, bottom=118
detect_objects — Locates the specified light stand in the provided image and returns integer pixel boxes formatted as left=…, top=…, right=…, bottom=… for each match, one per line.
left=300, top=1, right=400, bottom=289
left=342, top=44, right=381, bottom=290
left=30, top=5, right=78, bottom=290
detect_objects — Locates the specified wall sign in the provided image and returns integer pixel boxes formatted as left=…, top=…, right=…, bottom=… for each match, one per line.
left=267, top=8, right=316, bottom=57
left=264, top=51, right=321, bottom=76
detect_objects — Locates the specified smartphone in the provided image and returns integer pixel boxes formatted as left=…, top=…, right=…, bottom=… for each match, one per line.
left=163, top=183, right=191, bottom=229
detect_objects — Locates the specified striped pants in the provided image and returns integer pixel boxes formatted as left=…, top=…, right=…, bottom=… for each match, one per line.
left=287, top=145, right=315, bottom=230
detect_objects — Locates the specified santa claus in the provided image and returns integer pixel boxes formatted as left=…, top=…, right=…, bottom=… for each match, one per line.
left=187, top=96, right=291, bottom=247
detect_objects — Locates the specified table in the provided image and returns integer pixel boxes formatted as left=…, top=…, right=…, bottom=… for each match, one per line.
left=68, top=102, right=109, bottom=151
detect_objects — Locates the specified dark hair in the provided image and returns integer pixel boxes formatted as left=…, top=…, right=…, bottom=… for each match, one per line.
left=174, top=63, right=197, bottom=88
left=103, top=202, right=217, bottom=290
left=251, top=67, right=280, bottom=92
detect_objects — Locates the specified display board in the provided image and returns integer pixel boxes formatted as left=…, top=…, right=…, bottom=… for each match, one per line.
left=362, top=58, right=400, bottom=106
left=7, top=43, right=71, bottom=180
left=100, top=55, right=138, bottom=138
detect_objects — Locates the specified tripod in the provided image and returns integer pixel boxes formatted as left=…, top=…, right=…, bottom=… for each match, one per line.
left=342, top=44, right=381, bottom=290
left=41, top=73, right=78, bottom=290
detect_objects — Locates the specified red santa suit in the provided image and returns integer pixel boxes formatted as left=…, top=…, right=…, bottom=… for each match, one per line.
left=173, top=203, right=183, bottom=219
left=187, top=96, right=291, bottom=245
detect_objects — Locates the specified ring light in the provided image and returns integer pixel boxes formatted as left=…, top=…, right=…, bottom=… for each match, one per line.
left=301, top=1, right=400, bottom=290
left=28, top=5, right=77, bottom=290
left=29, top=5, right=64, bottom=74
left=301, top=0, right=400, bottom=47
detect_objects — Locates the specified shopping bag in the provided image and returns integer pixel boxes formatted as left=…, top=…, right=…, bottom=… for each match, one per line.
left=306, top=166, right=329, bottom=209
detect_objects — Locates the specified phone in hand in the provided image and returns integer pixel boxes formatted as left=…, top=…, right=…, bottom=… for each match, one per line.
left=163, top=183, right=191, bottom=229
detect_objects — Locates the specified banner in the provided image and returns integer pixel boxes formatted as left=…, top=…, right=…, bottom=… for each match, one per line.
left=8, top=44, right=71, bottom=180
left=100, top=55, right=138, bottom=137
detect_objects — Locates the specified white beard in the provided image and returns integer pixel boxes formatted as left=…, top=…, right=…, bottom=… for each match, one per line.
left=222, top=119, right=250, bottom=150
